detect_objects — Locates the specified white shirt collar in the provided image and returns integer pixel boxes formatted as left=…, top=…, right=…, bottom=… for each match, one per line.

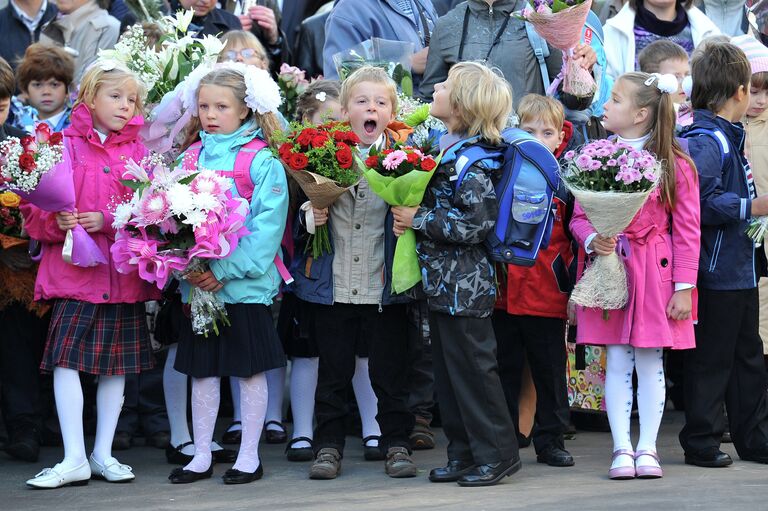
left=10, top=0, right=48, bottom=32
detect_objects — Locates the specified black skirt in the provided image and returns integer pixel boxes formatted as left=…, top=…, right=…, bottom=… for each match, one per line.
left=174, top=302, right=286, bottom=378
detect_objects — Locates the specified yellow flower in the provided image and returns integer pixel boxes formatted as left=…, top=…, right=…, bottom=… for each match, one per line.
left=0, top=191, right=21, bottom=208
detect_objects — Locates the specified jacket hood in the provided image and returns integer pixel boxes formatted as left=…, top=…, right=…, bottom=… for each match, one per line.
left=555, top=120, right=574, bottom=158
left=385, top=120, right=413, bottom=144
left=64, top=103, right=144, bottom=146
left=199, top=120, right=262, bottom=157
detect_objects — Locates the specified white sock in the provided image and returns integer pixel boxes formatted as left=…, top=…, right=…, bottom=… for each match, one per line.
left=265, top=367, right=286, bottom=431
left=606, top=345, right=635, bottom=469
left=229, top=377, right=242, bottom=432
left=92, top=375, right=126, bottom=464
left=635, top=348, right=665, bottom=467
left=351, top=357, right=381, bottom=446
left=184, top=377, right=220, bottom=473
left=289, top=357, right=318, bottom=448
left=232, top=373, right=268, bottom=473
left=53, top=367, right=87, bottom=470
left=164, top=344, right=194, bottom=454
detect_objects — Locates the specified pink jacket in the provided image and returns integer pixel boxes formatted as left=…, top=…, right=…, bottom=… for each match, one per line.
left=21, top=103, right=159, bottom=303
left=570, top=156, right=700, bottom=349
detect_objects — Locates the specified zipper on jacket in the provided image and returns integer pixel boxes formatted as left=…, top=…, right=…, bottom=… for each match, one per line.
left=378, top=300, right=383, bottom=313
left=708, top=229, right=724, bottom=273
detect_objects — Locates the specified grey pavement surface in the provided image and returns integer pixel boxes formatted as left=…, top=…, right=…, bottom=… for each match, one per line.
left=2, top=411, right=768, bottom=511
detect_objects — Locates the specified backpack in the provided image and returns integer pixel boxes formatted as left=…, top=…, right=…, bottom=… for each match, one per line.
left=453, top=128, right=561, bottom=267
left=186, top=138, right=294, bottom=284
left=678, top=127, right=729, bottom=168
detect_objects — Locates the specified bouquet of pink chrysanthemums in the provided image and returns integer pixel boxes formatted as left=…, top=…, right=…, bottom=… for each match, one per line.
left=562, top=139, right=660, bottom=314
left=110, top=155, right=249, bottom=336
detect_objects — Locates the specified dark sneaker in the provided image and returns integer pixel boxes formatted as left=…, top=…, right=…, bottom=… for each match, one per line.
left=385, top=447, right=418, bottom=478
left=309, top=448, right=342, bottom=479
left=409, top=418, right=435, bottom=451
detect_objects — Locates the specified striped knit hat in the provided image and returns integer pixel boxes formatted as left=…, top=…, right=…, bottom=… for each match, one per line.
left=731, top=34, right=768, bottom=75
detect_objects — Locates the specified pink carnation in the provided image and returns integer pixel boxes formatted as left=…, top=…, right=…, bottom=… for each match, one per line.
left=140, top=191, right=170, bottom=224
left=575, top=154, right=593, bottom=169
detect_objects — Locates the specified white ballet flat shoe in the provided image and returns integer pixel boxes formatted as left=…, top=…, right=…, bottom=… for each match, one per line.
left=26, top=460, right=91, bottom=489
left=89, top=454, right=135, bottom=483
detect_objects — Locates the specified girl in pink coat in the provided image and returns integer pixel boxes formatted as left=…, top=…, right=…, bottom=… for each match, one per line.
left=22, top=65, right=159, bottom=489
left=570, top=72, right=700, bottom=480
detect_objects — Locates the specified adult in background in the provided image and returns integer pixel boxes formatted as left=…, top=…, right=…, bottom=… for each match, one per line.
left=0, top=0, right=57, bottom=72
left=221, top=0, right=291, bottom=73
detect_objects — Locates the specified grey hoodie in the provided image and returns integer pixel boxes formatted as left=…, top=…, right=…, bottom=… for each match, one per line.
left=419, top=0, right=562, bottom=107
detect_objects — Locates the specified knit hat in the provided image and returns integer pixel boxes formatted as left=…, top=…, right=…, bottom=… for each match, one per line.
left=731, top=34, right=768, bottom=75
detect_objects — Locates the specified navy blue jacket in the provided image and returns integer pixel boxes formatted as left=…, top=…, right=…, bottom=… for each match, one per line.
left=684, top=109, right=767, bottom=290
left=0, top=2, right=58, bottom=71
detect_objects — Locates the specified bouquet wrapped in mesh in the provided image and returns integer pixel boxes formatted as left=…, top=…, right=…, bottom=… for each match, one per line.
left=562, top=139, right=660, bottom=314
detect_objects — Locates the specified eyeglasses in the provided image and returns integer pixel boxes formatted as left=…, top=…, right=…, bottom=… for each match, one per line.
left=225, top=48, right=265, bottom=61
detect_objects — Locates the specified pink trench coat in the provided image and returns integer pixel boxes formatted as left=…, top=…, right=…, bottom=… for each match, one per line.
left=569, top=156, right=700, bottom=349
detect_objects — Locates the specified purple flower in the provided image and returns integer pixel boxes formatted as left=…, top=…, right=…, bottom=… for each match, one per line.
left=589, top=160, right=602, bottom=170
left=617, top=154, right=629, bottom=165
left=575, top=154, right=594, bottom=169
left=564, top=150, right=576, bottom=160
left=606, top=159, right=618, bottom=167
left=596, top=148, right=612, bottom=158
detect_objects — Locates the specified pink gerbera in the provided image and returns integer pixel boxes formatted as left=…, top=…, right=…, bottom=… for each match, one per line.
left=140, top=191, right=171, bottom=224
left=382, top=150, right=407, bottom=171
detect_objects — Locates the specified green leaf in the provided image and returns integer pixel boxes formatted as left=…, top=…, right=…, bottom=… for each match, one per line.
left=552, top=0, right=571, bottom=13
left=177, top=172, right=199, bottom=185
left=120, top=179, right=144, bottom=190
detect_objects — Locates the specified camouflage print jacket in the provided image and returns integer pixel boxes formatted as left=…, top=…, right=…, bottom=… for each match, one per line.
left=413, top=139, right=501, bottom=318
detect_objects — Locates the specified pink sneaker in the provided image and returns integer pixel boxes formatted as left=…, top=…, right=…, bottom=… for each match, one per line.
left=608, top=449, right=636, bottom=480
left=635, top=450, right=663, bottom=479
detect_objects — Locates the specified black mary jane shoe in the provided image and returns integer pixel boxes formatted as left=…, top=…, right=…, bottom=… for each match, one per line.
left=168, top=464, right=214, bottom=484
left=165, top=441, right=195, bottom=465
left=222, top=464, right=264, bottom=484
left=265, top=421, right=287, bottom=444
left=428, top=460, right=477, bottom=483
left=212, top=447, right=238, bottom=463
left=221, top=421, right=242, bottom=445
left=456, top=458, right=522, bottom=487
left=285, top=437, right=314, bottom=462
left=363, top=436, right=384, bottom=461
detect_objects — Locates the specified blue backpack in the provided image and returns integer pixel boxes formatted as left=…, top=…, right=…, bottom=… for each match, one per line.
left=678, top=127, right=729, bottom=168
left=453, top=128, right=561, bottom=267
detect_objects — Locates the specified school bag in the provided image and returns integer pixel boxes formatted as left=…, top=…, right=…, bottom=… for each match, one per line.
left=677, top=127, right=729, bottom=168
left=453, top=127, right=561, bottom=267
left=186, top=138, right=294, bottom=284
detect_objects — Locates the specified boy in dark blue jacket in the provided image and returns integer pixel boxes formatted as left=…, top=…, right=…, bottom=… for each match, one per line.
left=679, top=41, right=768, bottom=468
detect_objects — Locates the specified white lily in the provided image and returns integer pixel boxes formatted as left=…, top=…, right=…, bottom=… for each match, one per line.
left=198, top=35, right=224, bottom=59
left=173, top=9, right=194, bottom=34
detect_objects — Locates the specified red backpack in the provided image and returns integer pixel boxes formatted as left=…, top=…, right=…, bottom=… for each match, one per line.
left=185, top=138, right=293, bottom=284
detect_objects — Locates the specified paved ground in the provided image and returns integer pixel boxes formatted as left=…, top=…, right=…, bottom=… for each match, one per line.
left=2, top=411, right=768, bottom=511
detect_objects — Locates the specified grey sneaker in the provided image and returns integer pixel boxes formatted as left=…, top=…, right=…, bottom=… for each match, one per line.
left=309, top=448, right=342, bottom=479
left=385, top=447, right=418, bottom=478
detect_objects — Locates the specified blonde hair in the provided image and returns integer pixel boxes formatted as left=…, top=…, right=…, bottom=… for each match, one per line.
left=447, top=61, right=512, bottom=145
left=517, top=93, right=564, bottom=131
left=181, top=68, right=282, bottom=150
left=618, top=72, right=696, bottom=207
left=339, top=66, right=398, bottom=114
left=219, top=30, right=269, bottom=69
left=75, top=65, right=146, bottom=116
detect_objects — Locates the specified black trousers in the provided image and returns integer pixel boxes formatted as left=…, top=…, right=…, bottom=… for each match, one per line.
left=680, top=288, right=768, bottom=457
left=430, top=311, right=518, bottom=465
left=493, top=312, right=569, bottom=454
left=117, top=352, right=170, bottom=437
left=0, top=303, right=48, bottom=431
left=406, top=300, right=435, bottom=423
left=313, top=303, right=414, bottom=455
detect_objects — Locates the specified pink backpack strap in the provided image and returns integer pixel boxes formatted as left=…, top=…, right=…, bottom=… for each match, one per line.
left=231, top=137, right=268, bottom=201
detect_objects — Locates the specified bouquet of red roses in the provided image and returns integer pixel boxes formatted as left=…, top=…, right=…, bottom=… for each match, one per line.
left=273, top=120, right=360, bottom=257
left=359, top=145, right=438, bottom=293
left=0, top=190, right=26, bottom=249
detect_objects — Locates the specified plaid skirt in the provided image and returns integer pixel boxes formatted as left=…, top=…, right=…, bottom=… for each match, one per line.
left=41, top=299, right=154, bottom=375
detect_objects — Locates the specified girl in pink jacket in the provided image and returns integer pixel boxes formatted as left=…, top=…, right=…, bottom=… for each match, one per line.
left=570, top=72, right=700, bottom=480
left=23, top=65, right=159, bottom=489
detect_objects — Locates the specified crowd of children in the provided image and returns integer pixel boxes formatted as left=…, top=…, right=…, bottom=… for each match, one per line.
left=2, top=0, right=768, bottom=493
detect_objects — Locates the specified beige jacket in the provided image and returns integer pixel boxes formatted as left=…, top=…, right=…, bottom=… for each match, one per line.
left=41, top=0, right=119, bottom=82
left=745, top=108, right=768, bottom=353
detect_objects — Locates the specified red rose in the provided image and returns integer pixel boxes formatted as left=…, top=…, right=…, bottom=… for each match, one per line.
left=49, top=132, right=63, bottom=146
left=35, top=122, right=51, bottom=143
left=335, top=146, right=353, bottom=169
left=296, top=129, right=316, bottom=148
left=288, top=152, right=309, bottom=170
left=20, top=136, right=37, bottom=153
left=382, top=149, right=393, bottom=155
left=332, top=130, right=345, bottom=142
left=420, top=157, right=437, bottom=172
left=311, top=133, right=329, bottom=148
left=278, top=142, right=293, bottom=160
left=406, top=152, right=419, bottom=164
left=364, top=155, right=379, bottom=168
left=345, top=131, right=360, bottom=145
left=18, top=153, right=37, bottom=172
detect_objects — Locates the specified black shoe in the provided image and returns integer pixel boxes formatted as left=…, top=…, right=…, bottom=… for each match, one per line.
left=264, top=421, right=287, bottom=444
left=146, top=431, right=170, bottom=449
left=212, top=447, right=238, bottom=463
left=222, top=464, right=264, bottom=484
left=684, top=449, right=733, bottom=468
left=363, top=436, right=384, bottom=461
left=741, top=446, right=768, bottom=464
left=428, top=460, right=476, bottom=482
left=112, top=431, right=132, bottom=451
left=456, top=458, right=522, bottom=487
left=221, top=421, right=242, bottom=445
left=165, top=441, right=194, bottom=465
left=168, top=464, right=214, bottom=484
left=536, top=446, right=575, bottom=467
left=285, top=437, right=314, bottom=462
left=5, top=426, right=40, bottom=462
left=517, top=433, right=531, bottom=448
left=721, top=430, right=732, bottom=444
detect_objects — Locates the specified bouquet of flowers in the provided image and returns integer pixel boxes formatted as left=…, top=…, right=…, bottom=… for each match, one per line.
left=746, top=216, right=768, bottom=247
left=359, top=145, right=438, bottom=293
left=0, top=191, right=26, bottom=249
left=97, top=24, right=163, bottom=97
left=397, top=94, right=445, bottom=156
left=333, top=38, right=415, bottom=96
left=561, top=139, right=660, bottom=315
left=0, top=124, right=105, bottom=267
left=519, top=0, right=596, bottom=98
left=273, top=120, right=361, bottom=258
left=277, top=64, right=311, bottom=120
left=110, top=155, right=250, bottom=336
